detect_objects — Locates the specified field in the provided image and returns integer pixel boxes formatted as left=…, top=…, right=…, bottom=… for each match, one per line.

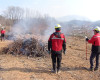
left=0, top=36, right=100, bottom=80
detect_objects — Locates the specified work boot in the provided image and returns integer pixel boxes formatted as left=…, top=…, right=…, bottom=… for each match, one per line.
left=51, top=69, right=57, bottom=74
left=89, top=67, right=93, bottom=71
left=94, top=67, right=98, bottom=71
left=57, top=69, right=61, bottom=74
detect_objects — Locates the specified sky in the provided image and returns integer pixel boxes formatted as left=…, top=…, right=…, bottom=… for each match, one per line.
left=0, top=0, right=100, bottom=21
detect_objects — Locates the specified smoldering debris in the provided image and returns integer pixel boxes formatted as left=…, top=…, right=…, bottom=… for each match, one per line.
left=1, top=37, right=48, bottom=58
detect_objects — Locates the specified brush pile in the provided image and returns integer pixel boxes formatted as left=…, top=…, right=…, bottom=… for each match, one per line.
left=1, top=37, right=48, bottom=57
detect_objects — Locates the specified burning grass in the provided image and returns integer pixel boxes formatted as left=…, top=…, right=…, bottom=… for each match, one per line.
left=0, top=37, right=48, bottom=58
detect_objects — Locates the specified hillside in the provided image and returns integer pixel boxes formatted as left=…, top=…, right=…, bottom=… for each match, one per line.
left=56, top=15, right=90, bottom=22
left=0, top=37, right=100, bottom=80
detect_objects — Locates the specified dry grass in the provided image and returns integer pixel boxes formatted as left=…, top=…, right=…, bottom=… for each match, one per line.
left=0, top=36, right=100, bottom=80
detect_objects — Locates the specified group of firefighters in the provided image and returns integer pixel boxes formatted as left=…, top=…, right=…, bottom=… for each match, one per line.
left=48, top=24, right=100, bottom=74
left=0, top=24, right=100, bottom=74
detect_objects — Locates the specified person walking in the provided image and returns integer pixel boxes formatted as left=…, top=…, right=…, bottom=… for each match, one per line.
left=48, top=24, right=66, bottom=73
left=85, top=26, right=100, bottom=71
left=1, top=27, right=6, bottom=41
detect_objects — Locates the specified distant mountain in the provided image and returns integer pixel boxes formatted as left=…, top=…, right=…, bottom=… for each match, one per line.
left=91, top=20, right=100, bottom=27
left=60, top=20, right=100, bottom=36
left=60, top=20, right=100, bottom=33
left=56, top=15, right=90, bottom=22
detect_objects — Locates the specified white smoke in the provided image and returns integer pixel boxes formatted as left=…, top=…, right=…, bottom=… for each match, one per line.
left=7, top=15, right=60, bottom=41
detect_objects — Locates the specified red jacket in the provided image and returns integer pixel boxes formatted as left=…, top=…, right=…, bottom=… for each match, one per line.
left=1, top=30, right=5, bottom=34
left=88, top=33, right=100, bottom=52
left=88, top=33, right=100, bottom=46
left=48, top=31, right=66, bottom=51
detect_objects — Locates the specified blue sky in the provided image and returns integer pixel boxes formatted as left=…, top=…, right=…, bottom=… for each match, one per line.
left=0, top=0, right=100, bottom=21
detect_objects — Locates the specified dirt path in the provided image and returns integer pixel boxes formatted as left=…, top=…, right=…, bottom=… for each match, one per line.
left=0, top=37, right=100, bottom=80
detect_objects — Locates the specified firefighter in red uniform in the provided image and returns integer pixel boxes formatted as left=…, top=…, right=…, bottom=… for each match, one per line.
left=1, top=27, right=5, bottom=41
left=48, top=24, right=66, bottom=73
left=85, top=26, right=100, bottom=71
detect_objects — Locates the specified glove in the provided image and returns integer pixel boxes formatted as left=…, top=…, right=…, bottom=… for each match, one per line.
left=63, top=50, right=66, bottom=55
left=85, top=36, right=89, bottom=41
left=86, top=38, right=89, bottom=41
left=85, top=36, right=87, bottom=38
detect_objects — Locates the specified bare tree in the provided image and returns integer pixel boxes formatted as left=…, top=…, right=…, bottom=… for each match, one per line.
left=3, top=6, right=24, bottom=21
left=0, top=15, right=6, bottom=26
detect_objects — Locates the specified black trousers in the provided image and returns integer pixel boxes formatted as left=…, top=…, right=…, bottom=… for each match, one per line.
left=90, top=52, right=100, bottom=68
left=1, top=34, right=5, bottom=41
left=51, top=50, right=62, bottom=71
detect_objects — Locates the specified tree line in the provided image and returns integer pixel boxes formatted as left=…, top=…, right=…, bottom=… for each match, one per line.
left=0, top=6, right=97, bottom=37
